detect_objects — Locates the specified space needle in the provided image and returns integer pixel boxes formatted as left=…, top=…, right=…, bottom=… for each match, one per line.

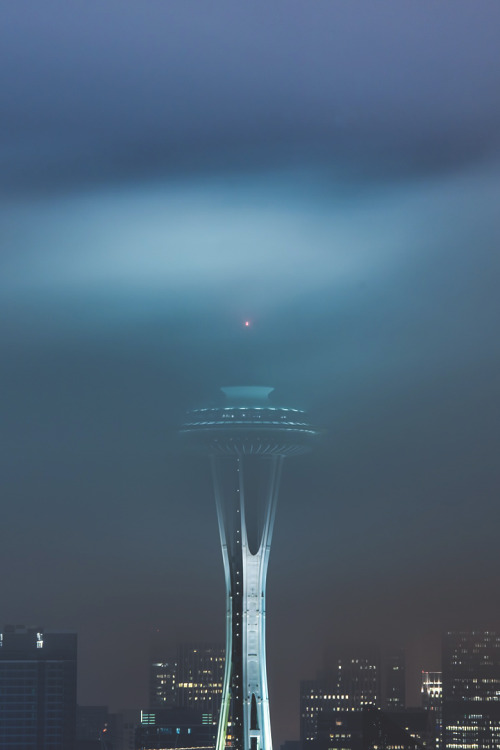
left=181, top=386, right=318, bottom=750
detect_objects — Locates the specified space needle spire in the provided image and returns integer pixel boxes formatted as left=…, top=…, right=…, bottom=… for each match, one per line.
left=181, top=386, right=318, bottom=750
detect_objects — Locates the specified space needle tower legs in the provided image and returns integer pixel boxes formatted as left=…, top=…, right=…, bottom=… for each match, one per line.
left=212, top=453, right=283, bottom=750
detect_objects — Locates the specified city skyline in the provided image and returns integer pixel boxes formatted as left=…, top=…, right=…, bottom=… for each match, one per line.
left=1, top=2, right=500, bottom=748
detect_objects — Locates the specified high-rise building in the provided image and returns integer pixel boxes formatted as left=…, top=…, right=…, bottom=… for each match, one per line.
left=421, top=671, right=442, bottom=750
left=175, top=644, right=225, bottom=725
left=0, top=625, right=77, bottom=750
left=182, top=386, right=318, bottom=750
left=300, top=647, right=380, bottom=747
left=150, top=660, right=177, bottom=710
left=150, top=644, right=225, bottom=724
left=442, top=631, right=500, bottom=750
left=385, top=650, right=406, bottom=710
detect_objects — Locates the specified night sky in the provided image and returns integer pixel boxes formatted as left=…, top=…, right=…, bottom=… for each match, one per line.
left=1, top=2, right=500, bottom=745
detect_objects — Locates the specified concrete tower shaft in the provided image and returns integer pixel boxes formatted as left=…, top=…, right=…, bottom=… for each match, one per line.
left=181, top=387, right=317, bottom=750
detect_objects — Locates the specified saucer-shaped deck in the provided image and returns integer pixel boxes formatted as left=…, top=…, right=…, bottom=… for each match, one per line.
left=181, top=386, right=318, bottom=457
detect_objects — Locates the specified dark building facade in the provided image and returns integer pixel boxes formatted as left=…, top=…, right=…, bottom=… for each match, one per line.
left=0, top=625, right=77, bottom=750
left=76, top=705, right=110, bottom=749
left=442, top=631, right=500, bottom=750
left=107, top=708, right=140, bottom=750
left=385, top=650, right=406, bottom=711
left=150, top=644, right=225, bottom=726
left=312, top=707, right=431, bottom=750
left=301, top=646, right=380, bottom=747
left=135, top=707, right=217, bottom=750
left=363, top=706, right=431, bottom=750
left=175, top=643, right=225, bottom=725
left=150, top=660, right=177, bottom=710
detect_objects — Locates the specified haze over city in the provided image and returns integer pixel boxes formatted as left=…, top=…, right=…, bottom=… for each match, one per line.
left=1, top=2, right=500, bottom=746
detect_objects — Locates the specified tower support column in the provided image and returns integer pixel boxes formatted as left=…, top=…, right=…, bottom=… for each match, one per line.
left=213, top=455, right=283, bottom=750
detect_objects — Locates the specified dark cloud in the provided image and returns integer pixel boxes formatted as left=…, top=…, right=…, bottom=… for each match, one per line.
left=2, top=1, right=500, bottom=194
